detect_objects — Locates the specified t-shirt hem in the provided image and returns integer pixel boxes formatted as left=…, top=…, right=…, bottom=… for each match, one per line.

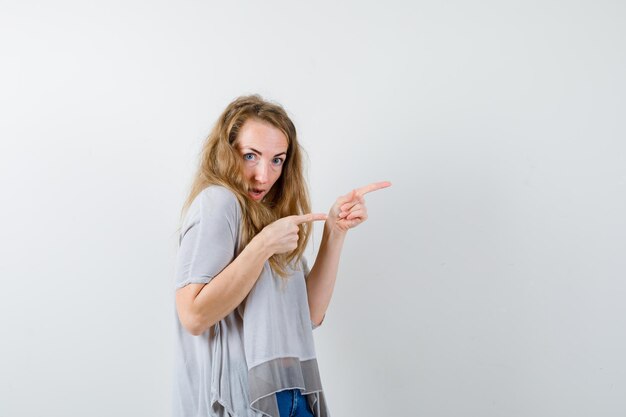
left=175, top=276, right=213, bottom=289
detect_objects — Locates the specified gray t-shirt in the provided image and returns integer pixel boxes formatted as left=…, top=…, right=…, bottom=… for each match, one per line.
left=173, top=185, right=330, bottom=417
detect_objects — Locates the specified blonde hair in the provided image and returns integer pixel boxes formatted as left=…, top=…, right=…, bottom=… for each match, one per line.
left=179, top=94, right=311, bottom=277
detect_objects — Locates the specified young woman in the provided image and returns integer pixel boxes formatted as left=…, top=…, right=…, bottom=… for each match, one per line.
left=173, top=95, right=390, bottom=417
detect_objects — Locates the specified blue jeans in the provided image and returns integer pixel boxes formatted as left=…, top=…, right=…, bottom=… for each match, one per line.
left=275, top=389, right=314, bottom=417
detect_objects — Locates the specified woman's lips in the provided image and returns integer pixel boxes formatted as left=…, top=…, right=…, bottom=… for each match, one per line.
left=249, top=188, right=265, bottom=200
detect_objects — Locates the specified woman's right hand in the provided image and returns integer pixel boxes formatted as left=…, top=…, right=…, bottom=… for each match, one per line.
left=259, top=213, right=327, bottom=255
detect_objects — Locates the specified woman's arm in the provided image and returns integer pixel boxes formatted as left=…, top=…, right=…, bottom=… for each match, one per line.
left=176, top=235, right=273, bottom=335
left=176, top=213, right=327, bottom=336
left=305, top=226, right=346, bottom=327
left=306, top=182, right=391, bottom=327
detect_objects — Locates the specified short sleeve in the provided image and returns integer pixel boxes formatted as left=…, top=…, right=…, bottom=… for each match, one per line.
left=174, top=186, right=241, bottom=290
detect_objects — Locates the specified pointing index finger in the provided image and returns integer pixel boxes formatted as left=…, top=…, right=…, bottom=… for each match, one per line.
left=355, top=181, right=392, bottom=197
left=293, top=213, right=328, bottom=224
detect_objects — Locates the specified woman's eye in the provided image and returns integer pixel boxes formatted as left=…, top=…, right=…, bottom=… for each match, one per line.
left=272, top=157, right=284, bottom=165
left=243, top=153, right=256, bottom=161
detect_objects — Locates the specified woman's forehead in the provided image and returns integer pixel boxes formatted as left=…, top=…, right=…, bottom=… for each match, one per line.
left=236, top=119, right=288, bottom=151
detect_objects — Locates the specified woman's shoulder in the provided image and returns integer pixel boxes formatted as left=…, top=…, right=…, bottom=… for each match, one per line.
left=198, top=184, right=239, bottom=203
left=186, top=185, right=241, bottom=222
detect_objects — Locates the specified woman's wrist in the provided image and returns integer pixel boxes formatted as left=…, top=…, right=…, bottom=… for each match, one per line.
left=323, top=223, right=347, bottom=243
left=250, top=231, right=275, bottom=260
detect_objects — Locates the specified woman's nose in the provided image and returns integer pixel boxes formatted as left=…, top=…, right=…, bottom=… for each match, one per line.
left=253, top=161, right=269, bottom=183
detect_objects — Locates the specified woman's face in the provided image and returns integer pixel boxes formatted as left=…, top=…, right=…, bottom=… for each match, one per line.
left=235, top=118, right=289, bottom=202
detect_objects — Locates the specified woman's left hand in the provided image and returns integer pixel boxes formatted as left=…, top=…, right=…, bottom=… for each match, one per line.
left=326, top=181, right=392, bottom=233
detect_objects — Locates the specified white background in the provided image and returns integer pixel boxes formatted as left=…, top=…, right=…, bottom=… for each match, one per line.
left=1, top=1, right=625, bottom=416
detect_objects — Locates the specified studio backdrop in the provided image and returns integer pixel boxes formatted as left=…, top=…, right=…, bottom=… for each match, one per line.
left=1, top=1, right=625, bottom=416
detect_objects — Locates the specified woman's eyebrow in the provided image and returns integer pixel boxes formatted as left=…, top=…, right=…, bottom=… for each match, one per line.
left=247, top=147, right=287, bottom=157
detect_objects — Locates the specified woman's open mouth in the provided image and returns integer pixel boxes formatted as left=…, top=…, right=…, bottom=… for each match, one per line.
left=248, top=188, right=265, bottom=200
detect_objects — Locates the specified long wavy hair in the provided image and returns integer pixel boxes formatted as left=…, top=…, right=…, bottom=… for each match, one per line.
left=179, top=95, right=311, bottom=277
